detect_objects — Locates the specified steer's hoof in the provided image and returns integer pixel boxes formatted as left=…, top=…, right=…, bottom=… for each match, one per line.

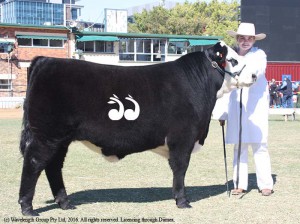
left=176, top=199, right=192, bottom=209
left=59, top=201, right=76, bottom=210
left=22, top=207, right=39, bottom=216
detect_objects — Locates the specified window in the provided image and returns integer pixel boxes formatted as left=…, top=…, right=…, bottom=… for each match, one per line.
left=119, top=54, right=134, bottom=61
left=168, top=41, right=187, bottom=54
left=50, top=39, right=63, bottom=47
left=0, top=79, right=11, bottom=90
left=77, top=42, right=84, bottom=51
left=136, top=40, right=144, bottom=53
left=135, top=39, right=151, bottom=62
left=18, top=38, right=31, bottom=46
left=76, top=41, right=115, bottom=53
left=119, top=39, right=135, bottom=61
left=10, top=1, right=64, bottom=26
left=119, top=38, right=166, bottom=62
left=136, top=39, right=151, bottom=53
left=120, top=39, right=134, bottom=53
left=0, top=43, right=14, bottom=53
left=33, top=39, right=48, bottom=47
left=95, top=41, right=105, bottom=52
left=153, top=39, right=166, bottom=61
left=18, top=37, right=65, bottom=48
left=84, top=41, right=94, bottom=52
left=71, top=8, right=78, bottom=20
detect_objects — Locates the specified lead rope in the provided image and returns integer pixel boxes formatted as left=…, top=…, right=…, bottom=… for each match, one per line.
left=236, top=88, right=243, bottom=190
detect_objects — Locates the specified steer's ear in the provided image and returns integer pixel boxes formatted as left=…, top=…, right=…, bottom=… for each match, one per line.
left=207, top=42, right=228, bottom=68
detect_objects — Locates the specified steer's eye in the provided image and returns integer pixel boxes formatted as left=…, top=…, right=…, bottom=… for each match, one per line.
left=216, top=52, right=223, bottom=58
left=227, top=58, right=238, bottom=67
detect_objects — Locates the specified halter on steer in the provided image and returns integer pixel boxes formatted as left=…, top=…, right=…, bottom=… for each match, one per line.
left=204, top=50, right=246, bottom=80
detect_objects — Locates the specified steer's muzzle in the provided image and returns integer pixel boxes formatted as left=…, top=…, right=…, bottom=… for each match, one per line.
left=252, top=74, right=257, bottom=82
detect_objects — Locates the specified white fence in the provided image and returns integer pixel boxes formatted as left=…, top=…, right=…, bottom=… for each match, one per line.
left=0, top=97, right=24, bottom=109
left=269, top=108, right=300, bottom=121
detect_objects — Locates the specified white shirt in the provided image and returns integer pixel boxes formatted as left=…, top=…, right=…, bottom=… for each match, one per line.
left=212, top=47, right=269, bottom=144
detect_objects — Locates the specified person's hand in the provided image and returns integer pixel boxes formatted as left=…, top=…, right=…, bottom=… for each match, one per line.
left=219, top=120, right=225, bottom=126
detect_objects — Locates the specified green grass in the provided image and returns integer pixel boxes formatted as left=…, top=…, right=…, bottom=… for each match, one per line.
left=0, top=116, right=299, bottom=223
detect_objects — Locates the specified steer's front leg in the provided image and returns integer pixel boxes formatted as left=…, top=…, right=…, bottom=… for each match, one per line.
left=168, top=144, right=192, bottom=208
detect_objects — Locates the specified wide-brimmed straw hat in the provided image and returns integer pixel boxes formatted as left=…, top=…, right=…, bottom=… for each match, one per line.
left=227, top=22, right=266, bottom=40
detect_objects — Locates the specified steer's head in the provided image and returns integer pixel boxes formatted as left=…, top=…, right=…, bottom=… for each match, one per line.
left=205, top=41, right=256, bottom=98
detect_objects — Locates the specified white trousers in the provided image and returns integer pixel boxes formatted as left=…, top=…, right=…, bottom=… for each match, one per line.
left=233, top=143, right=274, bottom=190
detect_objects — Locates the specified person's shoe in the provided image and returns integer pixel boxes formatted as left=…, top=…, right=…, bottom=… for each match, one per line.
left=231, top=188, right=246, bottom=195
left=260, top=189, right=274, bottom=196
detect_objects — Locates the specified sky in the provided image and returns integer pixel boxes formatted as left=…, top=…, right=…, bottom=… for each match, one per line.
left=78, top=0, right=199, bottom=22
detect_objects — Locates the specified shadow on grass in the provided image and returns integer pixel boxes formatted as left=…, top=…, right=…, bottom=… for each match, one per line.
left=36, top=184, right=226, bottom=214
left=36, top=173, right=277, bottom=214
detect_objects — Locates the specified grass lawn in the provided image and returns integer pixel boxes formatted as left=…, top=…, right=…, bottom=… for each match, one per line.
left=0, top=114, right=299, bottom=223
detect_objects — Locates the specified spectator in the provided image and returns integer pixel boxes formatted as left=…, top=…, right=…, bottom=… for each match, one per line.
left=277, top=77, right=298, bottom=108
left=269, top=79, right=278, bottom=108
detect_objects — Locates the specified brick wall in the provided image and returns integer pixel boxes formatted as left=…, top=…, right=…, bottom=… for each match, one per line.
left=0, top=59, right=27, bottom=97
left=0, top=25, right=70, bottom=97
left=0, top=27, right=15, bottom=37
left=16, top=45, right=69, bottom=61
left=13, top=66, right=27, bottom=97
left=0, top=59, right=26, bottom=97
left=11, top=27, right=70, bottom=60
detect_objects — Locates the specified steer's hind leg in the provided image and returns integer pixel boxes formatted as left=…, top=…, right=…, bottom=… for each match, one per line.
left=168, top=137, right=193, bottom=208
left=45, top=145, right=75, bottom=210
left=19, top=139, right=55, bottom=216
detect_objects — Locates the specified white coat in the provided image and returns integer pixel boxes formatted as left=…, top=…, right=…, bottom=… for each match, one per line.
left=213, top=47, right=269, bottom=144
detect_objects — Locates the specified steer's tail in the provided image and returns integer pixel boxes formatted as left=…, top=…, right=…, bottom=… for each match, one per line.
left=20, top=99, right=31, bottom=156
left=20, top=57, right=44, bottom=156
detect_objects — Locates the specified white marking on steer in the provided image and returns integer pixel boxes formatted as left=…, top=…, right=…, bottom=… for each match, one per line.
left=216, top=44, right=256, bottom=98
left=219, top=40, right=226, bottom=47
left=192, top=141, right=202, bottom=153
left=151, top=146, right=170, bottom=159
left=151, top=138, right=203, bottom=159
left=81, top=138, right=202, bottom=161
left=81, top=141, right=120, bottom=163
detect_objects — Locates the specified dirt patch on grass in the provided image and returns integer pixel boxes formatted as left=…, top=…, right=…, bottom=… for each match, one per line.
left=0, top=108, right=23, bottom=119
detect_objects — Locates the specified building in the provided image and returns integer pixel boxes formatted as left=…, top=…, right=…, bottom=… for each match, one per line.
left=74, top=21, right=104, bottom=33
left=0, top=23, right=70, bottom=103
left=0, top=0, right=83, bottom=26
left=0, top=22, right=221, bottom=107
left=75, top=31, right=220, bottom=65
left=63, top=0, right=84, bottom=26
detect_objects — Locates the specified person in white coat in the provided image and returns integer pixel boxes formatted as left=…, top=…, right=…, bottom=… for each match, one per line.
left=214, top=23, right=274, bottom=196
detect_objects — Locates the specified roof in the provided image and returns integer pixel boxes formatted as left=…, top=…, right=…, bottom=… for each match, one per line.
left=0, top=23, right=69, bottom=31
left=76, top=35, right=119, bottom=42
left=75, top=30, right=222, bottom=41
left=0, top=23, right=222, bottom=46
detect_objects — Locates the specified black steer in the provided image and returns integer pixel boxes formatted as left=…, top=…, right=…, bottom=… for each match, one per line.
left=19, top=42, right=251, bottom=216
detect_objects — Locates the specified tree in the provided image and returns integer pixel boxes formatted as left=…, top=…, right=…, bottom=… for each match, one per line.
left=166, top=1, right=207, bottom=35
left=201, top=0, right=240, bottom=46
left=132, top=6, right=170, bottom=34
left=128, top=0, right=239, bottom=46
